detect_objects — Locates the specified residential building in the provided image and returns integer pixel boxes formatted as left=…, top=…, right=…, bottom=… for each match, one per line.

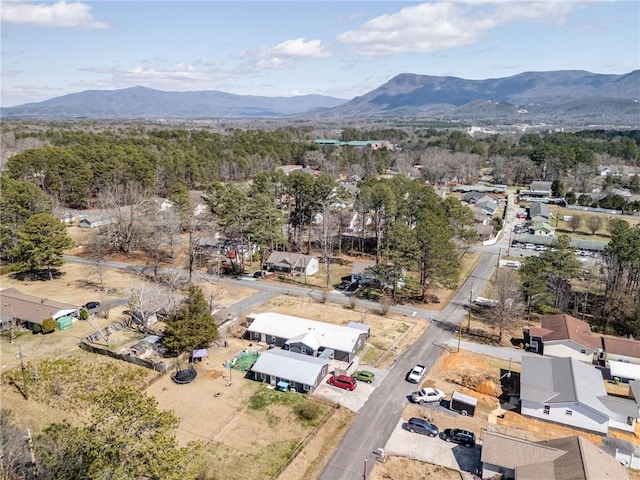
left=250, top=348, right=329, bottom=393
left=0, top=288, right=79, bottom=330
left=524, top=313, right=599, bottom=363
left=265, top=252, right=319, bottom=276
left=246, top=312, right=369, bottom=362
left=520, top=355, right=638, bottom=434
left=480, top=431, right=630, bottom=480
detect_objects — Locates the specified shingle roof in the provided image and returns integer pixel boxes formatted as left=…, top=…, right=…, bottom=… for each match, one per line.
left=0, top=288, right=77, bottom=325
left=486, top=434, right=631, bottom=480
left=520, top=355, right=611, bottom=417
left=266, top=251, right=316, bottom=269
left=250, top=349, right=327, bottom=386
left=481, top=431, right=565, bottom=470
left=601, top=335, right=640, bottom=359
left=539, top=314, right=600, bottom=349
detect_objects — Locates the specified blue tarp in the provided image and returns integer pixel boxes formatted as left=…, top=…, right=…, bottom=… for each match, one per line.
left=192, top=348, right=208, bottom=359
left=276, top=381, right=289, bottom=391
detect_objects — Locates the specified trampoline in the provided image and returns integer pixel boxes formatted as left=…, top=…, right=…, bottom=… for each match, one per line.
left=172, top=365, right=198, bottom=384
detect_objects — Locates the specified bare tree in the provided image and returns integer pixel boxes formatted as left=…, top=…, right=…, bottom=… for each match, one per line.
left=586, top=215, right=603, bottom=235
left=489, top=269, right=525, bottom=343
left=97, top=183, right=152, bottom=254
left=567, top=214, right=582, bottom=232
left=128, top=281, right=173, bottom=332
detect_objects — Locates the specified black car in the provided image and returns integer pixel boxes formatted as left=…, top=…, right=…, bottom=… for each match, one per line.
left=440, top=428, right=476, bottom=447
left=83, top=301, right=100, bottom=312
left=406, top=417, right=439, bottom=437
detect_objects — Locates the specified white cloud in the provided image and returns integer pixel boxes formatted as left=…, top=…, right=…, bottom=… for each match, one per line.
left=0, top=0, right=109, bottom=29
left=241, top=37, right=330, bottom=69
left=337, top=1, right=584, bottom=56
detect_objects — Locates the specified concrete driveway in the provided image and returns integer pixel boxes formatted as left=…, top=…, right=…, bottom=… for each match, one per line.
left=313, top=367, right=388, bottom=412
left=384, top=419, right=482, bottom=474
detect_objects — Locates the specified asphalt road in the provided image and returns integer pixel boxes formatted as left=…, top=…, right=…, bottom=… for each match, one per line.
left=318, top=253, right=497, bottom=480
left=62, top=198, right=512, bottom=480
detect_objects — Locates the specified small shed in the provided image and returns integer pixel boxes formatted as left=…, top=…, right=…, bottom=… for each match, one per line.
left=55, top=316, right=73, bottom=331
left=191, top=348, right=208, bottom=363
left=450, top=391, right=477, bottom=417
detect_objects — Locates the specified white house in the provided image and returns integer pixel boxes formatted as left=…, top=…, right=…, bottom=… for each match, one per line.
left=520, top=355, right=638, bottom=434
left=265, top=252, right=319, bottom=276
left=250, top=348, right=329, bottom=393
left=246, top=312, right=369, bottom=362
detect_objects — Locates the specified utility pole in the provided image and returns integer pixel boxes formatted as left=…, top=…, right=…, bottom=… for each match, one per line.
left=16, top=344, right=29, bottom=400
left=363, top=457, right=368, bottom=479
left=27, top=429, right=39, bottom=479
left=467, top=285, right=474, bottom=333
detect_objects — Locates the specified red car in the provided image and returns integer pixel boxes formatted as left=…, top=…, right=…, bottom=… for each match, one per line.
left=327, top=374, right=357, bottom=391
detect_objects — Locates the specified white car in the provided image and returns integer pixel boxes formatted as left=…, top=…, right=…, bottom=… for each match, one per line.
left=410, top=387, right=446, bottom=404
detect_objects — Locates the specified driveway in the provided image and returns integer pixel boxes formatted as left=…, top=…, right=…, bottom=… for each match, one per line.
left=313, top=366, right=389, bottom=412
left=384, top=419, right=482, bottom=474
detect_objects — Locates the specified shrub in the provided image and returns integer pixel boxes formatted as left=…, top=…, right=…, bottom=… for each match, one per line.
left=79, top=308, right=88, bottom=320
left=41, top=318, right=56, bottom=334
left=293, top=402, right=322, bottom=422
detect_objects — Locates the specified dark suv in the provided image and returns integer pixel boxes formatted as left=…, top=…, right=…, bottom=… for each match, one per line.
left=440, top=428, right=476, bottom=447
left=407, top=417, right=439, bottom=437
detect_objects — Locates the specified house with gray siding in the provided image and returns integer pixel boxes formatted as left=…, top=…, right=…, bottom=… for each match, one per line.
left=480, top=431, right=630, bottom=480
left=246, top=312, right=369, bottom=362
left=250, top=348, right=328, bottom=393
left=520, top=355, right=638, bottom=434
left=265, top=251, right=319, bottom=276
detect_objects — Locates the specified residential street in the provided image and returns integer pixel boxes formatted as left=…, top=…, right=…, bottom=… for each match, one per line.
left=62, top=194, right=514, bottom=480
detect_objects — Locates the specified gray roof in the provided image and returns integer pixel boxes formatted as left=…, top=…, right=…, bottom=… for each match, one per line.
left=266, top=251, right=316, bottom=269
left=530, top=181, right=553, bottom=191
left=346, top=322, right=370, bottom=333
left=250, top=349, right=327, bottom=386
left=520, top=355, right=611, bottom=417
left=597, top=394, right=640, bottom=418
left=529, top=201, right=550, bottom=217
left=351, top=260, right=375, bottom=275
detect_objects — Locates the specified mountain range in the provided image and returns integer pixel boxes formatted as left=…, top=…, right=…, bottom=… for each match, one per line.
left=2, top=70, right=639, bottom=125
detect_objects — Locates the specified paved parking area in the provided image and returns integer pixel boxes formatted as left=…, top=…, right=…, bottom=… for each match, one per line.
left=312, top=366, right=389, bottom=412
left=384, top=419, right=482, bottom=474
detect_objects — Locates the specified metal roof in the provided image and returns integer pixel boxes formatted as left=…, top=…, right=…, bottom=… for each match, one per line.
left=512, top=234, right=608, bottom=250
left=250, top=349, right=327, bottom=386
left=520, top=355, right=611, bottom=417
left=247, top=312, right=365, bottom=354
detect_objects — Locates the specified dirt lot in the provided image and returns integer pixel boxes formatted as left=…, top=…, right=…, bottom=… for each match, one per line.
left=369, top=456, right=463, bottom=480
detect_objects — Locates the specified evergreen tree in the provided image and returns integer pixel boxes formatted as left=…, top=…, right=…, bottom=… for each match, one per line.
left=163, top=285, right=218, bottom=355
left=12, top=213, right=73, bottom=279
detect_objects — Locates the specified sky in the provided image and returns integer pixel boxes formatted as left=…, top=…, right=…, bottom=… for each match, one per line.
left=1, top=0, right=639, bottom=107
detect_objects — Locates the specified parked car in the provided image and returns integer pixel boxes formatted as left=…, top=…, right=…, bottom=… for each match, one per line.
left=406, top=364, right=426, bottom=383
left=83, top=301, right=100, bottom=312
left=327, top=374, right=357, bottom=391
left=407, top=417, right=439, bottom=437
left=410, top=387, right=445, bottom=404
left=336, top=280, right=351, bottom=290
left=352, top=370, right=375, bottom=383
left=440, top=428, right=476, bottom=447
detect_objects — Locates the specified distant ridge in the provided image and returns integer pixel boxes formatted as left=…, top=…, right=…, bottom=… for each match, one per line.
left=0, top=86, right=347, bottom=119
left=2, top=70, right=638, bottom=125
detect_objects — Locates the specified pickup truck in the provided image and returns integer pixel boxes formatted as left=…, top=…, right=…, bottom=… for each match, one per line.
left=406, top=364, right=426, bottom=383
left=410, top=387, right=445, bottom=404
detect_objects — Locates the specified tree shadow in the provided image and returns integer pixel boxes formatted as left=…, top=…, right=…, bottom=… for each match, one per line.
left=10, top=268, right=65, bottom=281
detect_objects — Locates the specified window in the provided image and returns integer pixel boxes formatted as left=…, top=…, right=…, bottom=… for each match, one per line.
left=301, top=346, right=306, bottom=354
left=543, top=405, right=550, bottom=415
left=565, top=409, right=573, bottom=416
left=304, top=384, right=310, bottom=392
left=580, top=349, right=586, bottom=354
left=271, top=336, right=276, bottom=343
left=627, top=417, right=634, bottom=426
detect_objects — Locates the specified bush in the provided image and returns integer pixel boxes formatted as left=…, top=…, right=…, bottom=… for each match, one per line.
left=41, top=318, right=56, bottom=334
left=79, top=309, right=89, bottom=320
left=293, top=402, right=322, bottom=422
